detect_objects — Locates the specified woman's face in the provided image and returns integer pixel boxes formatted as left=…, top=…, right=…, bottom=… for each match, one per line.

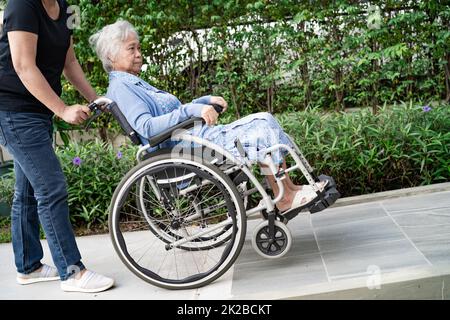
left=111, top=34, right=143, bottom=75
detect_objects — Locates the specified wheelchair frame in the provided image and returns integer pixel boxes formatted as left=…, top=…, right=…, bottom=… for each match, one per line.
left=87, top=97, right=340, bottom=289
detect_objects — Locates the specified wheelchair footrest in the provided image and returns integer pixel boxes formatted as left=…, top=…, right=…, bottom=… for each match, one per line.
left=318, top=174, right=337, bottom=189
left=309, top=186, right=341, bottom=214
left=279, top=175, right=340, bottom=221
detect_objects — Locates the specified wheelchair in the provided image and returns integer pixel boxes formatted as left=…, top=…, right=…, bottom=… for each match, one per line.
left=87, top=97, right=340, bottom=290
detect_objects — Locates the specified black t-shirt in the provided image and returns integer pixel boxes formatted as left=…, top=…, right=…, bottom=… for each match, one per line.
left=0, top=0, right=72, bottom=114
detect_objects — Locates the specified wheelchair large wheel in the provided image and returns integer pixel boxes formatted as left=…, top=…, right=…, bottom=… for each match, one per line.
left=109, top=153, right=247, bottom=290
left=136, top=174, right=233, bottom=250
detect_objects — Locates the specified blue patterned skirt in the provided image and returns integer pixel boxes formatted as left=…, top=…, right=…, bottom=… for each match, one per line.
left=181, top=112, right=294, bottom=164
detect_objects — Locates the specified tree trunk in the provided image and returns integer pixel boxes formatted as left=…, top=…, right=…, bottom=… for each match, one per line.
left=265, top=50, right=275, bottom=113
left=301, top=62, right=312, bottom=108
left=298, top=21, right=312, bottom=109
left=446, top=53, right=450, bottom=103
left=191, top=28, right=203, bottom=98
left=98, top=126, right=108, bottom=143
left=224, top=56, right=241, bottom=119
left=267, top=85, right=274, bottom=114
left=334, top=68, right=345, bottom=111
left=371, top=39, right=380, bottom=114
left=230, top=84, right=240, bottom=119
left=445, top=8, right=450, bottom=103
left=331, top=21, right=345, bottom=111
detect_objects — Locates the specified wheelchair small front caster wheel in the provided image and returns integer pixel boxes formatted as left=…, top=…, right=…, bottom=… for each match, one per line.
left=252, top=220, right=292, bottom=259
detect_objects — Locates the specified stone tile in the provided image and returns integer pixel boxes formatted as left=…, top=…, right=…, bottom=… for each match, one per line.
left=322, top=240, right=430, bottom=280
left=410, top=234, right=450, bottom=265
left=391, top=211, right=450, bottom=240
left=285, top=212, right=315, bottom=230
left=311, top=202, right=387, bottom=229
left=314, top=216, right=404, bottom=253
left=232, top=253, right=328, bottom=296
left=382, top=191, right=450, bottom=214
left=391, top=210, right=450, bottom=227
left=432, top=207, right=450, bottom=215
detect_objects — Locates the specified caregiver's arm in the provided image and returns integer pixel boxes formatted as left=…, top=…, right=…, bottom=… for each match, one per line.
left=63, top=38, right=98, bottom=103
left=8, top=31, right=90, bottom=125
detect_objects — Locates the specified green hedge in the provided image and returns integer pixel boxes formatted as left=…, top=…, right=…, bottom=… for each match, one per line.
left=62, top=0, right=450, bottom=116
left=278, top=102, right=450, bottom=196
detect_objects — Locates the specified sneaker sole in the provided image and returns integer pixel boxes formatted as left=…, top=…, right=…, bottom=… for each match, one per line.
left=16, top=276, right=60, bottom=285
left=60, top=281, right=115, bottom=293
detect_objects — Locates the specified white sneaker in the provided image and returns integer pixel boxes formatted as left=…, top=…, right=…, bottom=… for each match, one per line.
left=16, top=264, right=60, bottom=285
left=60, top=270, right=114, bottom=293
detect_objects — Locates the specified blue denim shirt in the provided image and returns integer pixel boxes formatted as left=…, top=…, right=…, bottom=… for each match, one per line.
left=106, top=71, right=211, bottom=147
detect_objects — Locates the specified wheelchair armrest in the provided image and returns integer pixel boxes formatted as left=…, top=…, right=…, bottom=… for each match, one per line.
left=148, top=117, right=204, bottom=148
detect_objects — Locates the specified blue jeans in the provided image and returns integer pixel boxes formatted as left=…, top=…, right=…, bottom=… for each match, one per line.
left=0, top=111, right=85, bottom=280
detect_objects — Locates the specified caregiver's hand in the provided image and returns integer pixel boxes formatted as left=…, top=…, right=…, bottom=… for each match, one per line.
left=58, top=104, right=91, bottom=125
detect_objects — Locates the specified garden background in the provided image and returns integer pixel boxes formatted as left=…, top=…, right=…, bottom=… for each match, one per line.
left=0, top=0, right=449, bottom=240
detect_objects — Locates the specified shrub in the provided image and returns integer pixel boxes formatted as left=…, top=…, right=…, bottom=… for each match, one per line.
left=0, top=170, right=14, bottom=243
left=0, top=170, right=14, bottom=207
left=278, top=102, right=450, bottom=196
left=57, top=140, right=138, bottom=228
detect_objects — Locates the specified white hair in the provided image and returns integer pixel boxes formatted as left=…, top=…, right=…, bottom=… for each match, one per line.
left=89, top=19, right=139, bottom=73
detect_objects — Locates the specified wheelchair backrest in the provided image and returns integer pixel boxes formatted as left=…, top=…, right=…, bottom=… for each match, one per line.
left=107, top=101, right=142, bottom=146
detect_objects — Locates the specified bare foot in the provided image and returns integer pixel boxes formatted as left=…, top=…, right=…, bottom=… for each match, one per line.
left=288, top=184, right=303, bottom=192
left=276, top=191, right=315, bottom=212
left=275, top=198, right=293, bottom=212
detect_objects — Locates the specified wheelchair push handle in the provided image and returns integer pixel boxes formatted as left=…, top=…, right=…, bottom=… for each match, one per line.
left=85, top=97, right=141, bottom=145
left=87, top=97, right=114, bottom=113
left=84, top=98, right=112, bottom=132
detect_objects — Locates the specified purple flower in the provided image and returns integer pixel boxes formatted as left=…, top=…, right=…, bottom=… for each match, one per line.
left=72, top=157, right=82, bottom=166
left=422, top=105, right=432, bottom=112
left=116, top=151, right=123, bottom=159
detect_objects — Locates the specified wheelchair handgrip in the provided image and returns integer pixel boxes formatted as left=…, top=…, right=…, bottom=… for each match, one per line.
left=107, top=102, right=141, bottom=145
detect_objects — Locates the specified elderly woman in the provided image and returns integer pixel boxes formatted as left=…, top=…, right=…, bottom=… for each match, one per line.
left=89, top=20, right=325, bottom=213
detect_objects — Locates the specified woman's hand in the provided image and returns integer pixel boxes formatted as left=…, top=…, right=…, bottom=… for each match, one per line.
left=201, top=105, right=219, bottom=126
left=209, top=96, right=228, bottom=113
left=58, top=104, right=91, bottom=125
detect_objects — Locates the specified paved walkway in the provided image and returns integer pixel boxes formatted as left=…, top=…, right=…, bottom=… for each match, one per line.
left=1, top=184, right=450, bottom=300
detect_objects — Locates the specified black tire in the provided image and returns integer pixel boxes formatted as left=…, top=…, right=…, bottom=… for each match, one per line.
left=109, top=153, right=247, bottom=290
